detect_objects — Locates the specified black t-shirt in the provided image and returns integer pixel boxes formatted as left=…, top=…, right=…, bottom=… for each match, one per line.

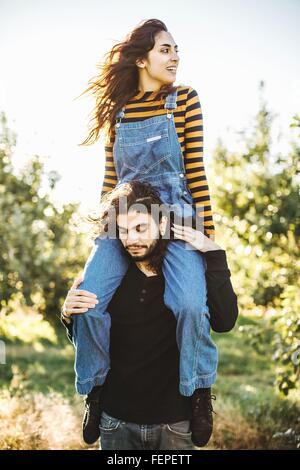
left=101, top=261, right=192, bottom=424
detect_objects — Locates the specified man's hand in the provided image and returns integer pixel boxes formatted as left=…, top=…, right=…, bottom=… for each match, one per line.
left=62, top=275, right=99, bottom=322
left=171, top=223, right=221, bottom=252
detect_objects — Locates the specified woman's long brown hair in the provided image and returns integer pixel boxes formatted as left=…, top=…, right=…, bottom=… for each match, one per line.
left=78, top=18, right=177, bottom=146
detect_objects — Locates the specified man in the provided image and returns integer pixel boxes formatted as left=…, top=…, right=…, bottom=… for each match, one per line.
left=62, top=181, right=238, bottom=450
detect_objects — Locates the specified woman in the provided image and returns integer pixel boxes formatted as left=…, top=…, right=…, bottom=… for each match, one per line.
left=69, top=19, right=217, bottom=447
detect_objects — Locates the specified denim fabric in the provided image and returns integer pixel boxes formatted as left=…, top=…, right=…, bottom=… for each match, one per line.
left=72, top=237, right=130, bottom=392
left=72, top=89, right=218, bottom=396
left=99, top=410, right=196, bottom=450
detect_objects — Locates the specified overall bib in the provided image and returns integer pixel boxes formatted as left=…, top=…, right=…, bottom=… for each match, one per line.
left=73, top=89, right=218, bottom=396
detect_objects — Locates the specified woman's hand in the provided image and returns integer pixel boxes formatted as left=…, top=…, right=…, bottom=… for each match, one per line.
left=171, top=223, right=221, bottom=252
left=62, top=275, right=99, bottom=322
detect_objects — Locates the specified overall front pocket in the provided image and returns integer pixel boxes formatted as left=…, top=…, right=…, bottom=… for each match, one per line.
left=118, top=127, right=172, bottom=175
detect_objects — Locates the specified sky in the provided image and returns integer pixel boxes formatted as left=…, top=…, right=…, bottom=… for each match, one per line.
left=0, top=0, right=299, bottom=211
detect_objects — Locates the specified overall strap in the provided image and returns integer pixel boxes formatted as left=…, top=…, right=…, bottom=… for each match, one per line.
left=115, top=87, right=178, bottom=126
left=164, top=87, right=178, bottom=111
left=115, top=106, right=125, bottom=120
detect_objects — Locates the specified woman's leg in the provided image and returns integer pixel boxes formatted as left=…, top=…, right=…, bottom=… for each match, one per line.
left=162, top=240, right=218, bottom=397
left=72, top=236, right=130, bottom=395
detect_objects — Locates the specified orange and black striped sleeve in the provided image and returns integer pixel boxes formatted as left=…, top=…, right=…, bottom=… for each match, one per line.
left=101, top=126, right=118, bottom=197
left=184, top=87, right=215, bottom=240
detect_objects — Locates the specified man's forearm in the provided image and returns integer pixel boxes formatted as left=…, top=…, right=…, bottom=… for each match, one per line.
left=203, top=249, right=239, bottom=333
left=60, top=310, right=74, bottom=344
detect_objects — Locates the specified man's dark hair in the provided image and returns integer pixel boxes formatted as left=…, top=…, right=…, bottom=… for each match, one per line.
left=88, top=180, right=170, bottom=274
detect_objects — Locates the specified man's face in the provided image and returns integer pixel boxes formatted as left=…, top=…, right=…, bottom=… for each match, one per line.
left=117, top=210, right=164, bottom=261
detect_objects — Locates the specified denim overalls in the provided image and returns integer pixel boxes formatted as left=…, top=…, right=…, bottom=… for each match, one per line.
left=72, top=89, right=218, bottom=397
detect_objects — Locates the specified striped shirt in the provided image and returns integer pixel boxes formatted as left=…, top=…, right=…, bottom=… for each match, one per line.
left=102, top=85, right=215, bottom=238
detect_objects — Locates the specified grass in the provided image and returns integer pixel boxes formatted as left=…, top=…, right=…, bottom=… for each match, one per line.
left=0, top=313, right=299, bottom=450
left=210, top=316, right=300, bottom=450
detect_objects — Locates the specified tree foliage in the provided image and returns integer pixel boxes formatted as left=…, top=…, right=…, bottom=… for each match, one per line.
left=210, top=82, right=300, bottom=394
left=0, top=112, right=88, bottom=325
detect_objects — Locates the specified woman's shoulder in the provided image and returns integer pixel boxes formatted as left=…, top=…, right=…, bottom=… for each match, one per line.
left=176, top=84, right=199, bottom=100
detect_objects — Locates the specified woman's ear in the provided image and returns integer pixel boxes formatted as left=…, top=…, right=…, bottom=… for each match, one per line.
left=135, top=58, right=145, bottom=69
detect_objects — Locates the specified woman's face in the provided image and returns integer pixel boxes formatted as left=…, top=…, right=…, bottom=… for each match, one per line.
left=136, top=30, right=180, bottom=88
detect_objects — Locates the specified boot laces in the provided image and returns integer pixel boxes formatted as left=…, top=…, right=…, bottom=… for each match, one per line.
left=194, top=394, right=217, bottom=414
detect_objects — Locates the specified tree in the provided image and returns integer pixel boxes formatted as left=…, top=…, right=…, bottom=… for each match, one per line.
left=0, top=112, right=89, bottom=326
left=209, top=82, right=300, bottom=394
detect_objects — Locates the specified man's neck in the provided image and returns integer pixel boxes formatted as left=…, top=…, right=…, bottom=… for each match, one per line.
left=135, top=261, right=158, bottom=277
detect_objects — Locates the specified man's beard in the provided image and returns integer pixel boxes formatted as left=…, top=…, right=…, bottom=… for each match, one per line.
left=125, top=235, right=167, bottom=273
left=125, top=238, right=159, bottom=261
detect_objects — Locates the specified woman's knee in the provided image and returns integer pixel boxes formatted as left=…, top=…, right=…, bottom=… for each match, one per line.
left=165, top=291, right=207, bottom=318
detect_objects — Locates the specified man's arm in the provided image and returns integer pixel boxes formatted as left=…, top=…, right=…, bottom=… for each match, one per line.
left=60, top=277, right=98, bottom=344
left=61, top=308, right=74, bottom=344
left=204, top=249, right=238, bottom=333
left=171, top=223, right=239, bottom=332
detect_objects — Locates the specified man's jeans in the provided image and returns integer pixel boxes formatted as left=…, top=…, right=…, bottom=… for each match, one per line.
left=99, top=410, right=196, bottom=450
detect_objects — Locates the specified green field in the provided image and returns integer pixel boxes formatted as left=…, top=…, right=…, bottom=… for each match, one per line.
left=0, top=314, right=299, bottom=450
